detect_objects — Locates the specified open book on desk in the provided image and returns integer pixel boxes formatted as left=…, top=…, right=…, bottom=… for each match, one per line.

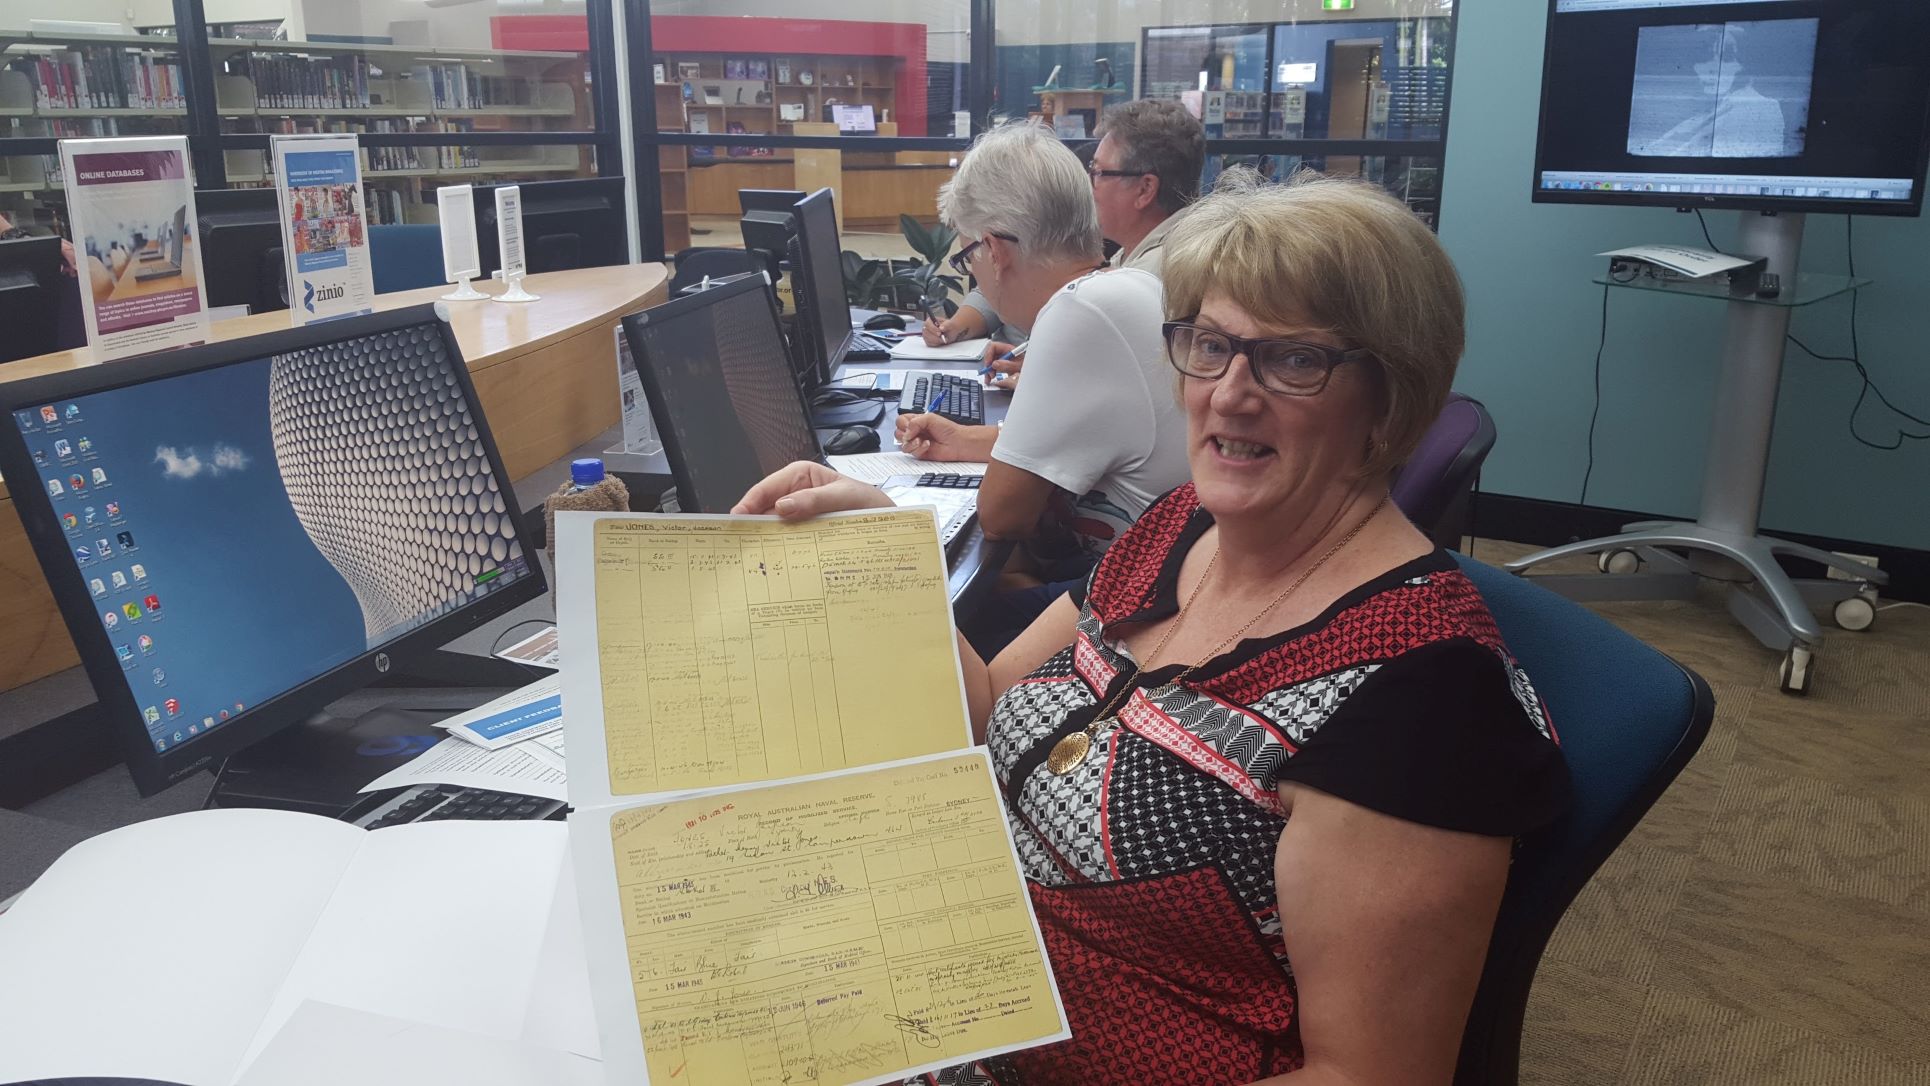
left=553, top=509, right=1068, bottom=1086
left=0, top=810, right=591, bottom=1085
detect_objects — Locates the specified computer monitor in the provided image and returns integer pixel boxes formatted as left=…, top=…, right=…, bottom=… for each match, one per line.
left=830, top=103, right=877, bottom=134
left=1532, top=0, right=1930, bottom=215
left=788, top=187, right=852, bottom=390
left=473, top=177, right=628, bottom=277
left=195, top=187, right=286, bottom=314
left=737, top=209, right=794, bottom=286
left=738, top=188, right=806, bottom=219
left=0, top=305, right=544, bottom=795
left=0, top=236, right=65, bottom=364
left=621, top=274, right=824, bottom=514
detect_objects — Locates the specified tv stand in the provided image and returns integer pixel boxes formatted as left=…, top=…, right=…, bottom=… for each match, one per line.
left=1505, top=211, right=1885, bottom=695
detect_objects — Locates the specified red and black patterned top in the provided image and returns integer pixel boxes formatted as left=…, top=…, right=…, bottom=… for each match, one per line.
left=915, top=484, right=1571, bottom=1086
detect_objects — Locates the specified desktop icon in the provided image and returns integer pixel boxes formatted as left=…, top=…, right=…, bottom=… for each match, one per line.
left=122, top=601, right=142, bottom=620
left=15, top=409, right=37, bottom=430
left=61, top=513, right=78, bottom=530
left=144, top=706, right=161, bottom=725
left=118, top=531, right=136, bottom=551
left=95, top=537, right=112, bottom=556
left=165, top=700, right=180, bottom=717
left=234, top=701, right=245, bottom=713
left=156, top=739, right=165, bottom=751
left=102, top=609, right=118, bottom=630
left=130, top=563, right=147, bottom=582
left=39, top=406, right=57, bottom=425
left=115, top=645, right=135, bottom=667
left=219, top=709, right=229, bottom=721
left=111, top=570, right=129, bottom=589
left=75, top=545, right=93, bottom=563
left=152, top=667, right=167, bottom=686
left=83, top=506, right=99, bottom=526
left=105, top=501, right=121, bottom=519
left=92, top=467, right=108, bottom=486
left=138, top=634, right=155, bottom=653
left=88, top=578, right=106, bottom=598
left=203, top=716, right=215, bottom=729
left=188, top=724, right=198, bottom=736
left=143, top=594, right=161, bottom=613
left=69, top=473, right=85, bottom=491
left=53, top=439, right=71, bottom=458
left=31, top=449, right=46, bottom=466
left=63, top=405, right=80, bottom=422
left=47, top=479, right=62, bottom=497
left=75, top=436, right=92, bottom=455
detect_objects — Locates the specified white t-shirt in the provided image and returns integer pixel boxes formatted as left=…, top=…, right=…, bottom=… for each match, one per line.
left=992, top=267, right=1191, bottom=558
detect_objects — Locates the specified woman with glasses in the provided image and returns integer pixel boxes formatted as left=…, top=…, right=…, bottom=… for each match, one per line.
left=897, top=122, right=1191, bottom=655
left=735, top=170, right=1570, bottom=1085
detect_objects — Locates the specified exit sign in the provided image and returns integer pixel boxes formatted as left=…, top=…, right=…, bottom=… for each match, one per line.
left=1322, top=0, right=1355, bottom=8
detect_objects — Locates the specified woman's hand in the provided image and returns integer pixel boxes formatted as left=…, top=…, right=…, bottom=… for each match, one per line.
left=732, top=461, right=894, bottom=520
left=981, top=340, right=1021, bottom=390
left=923, top=305, right=989, bottom=347
left=896, top=414, right=998, bottom=462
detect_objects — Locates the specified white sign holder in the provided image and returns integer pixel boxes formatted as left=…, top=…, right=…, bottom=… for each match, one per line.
left=493, top=185, right=540, bottom=303
left=436, top=184, right=487, bottom=301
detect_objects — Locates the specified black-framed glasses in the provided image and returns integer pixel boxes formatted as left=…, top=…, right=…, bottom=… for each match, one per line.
left=1088, top=164, right=1146, bottom=182
left=1162, top=320, right=1374, bottom=396
left=948, top=232, right=1018, bottom=277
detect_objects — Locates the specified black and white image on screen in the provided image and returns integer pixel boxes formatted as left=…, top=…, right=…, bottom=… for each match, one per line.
left=1626, top=19, right=1817, bottom=158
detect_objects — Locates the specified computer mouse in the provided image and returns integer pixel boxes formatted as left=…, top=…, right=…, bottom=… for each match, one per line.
left=863, top=312, right=907, bottom=331
left=813, top=388, right=865, bottom=407
left=823, top=425, right=882, bottom=455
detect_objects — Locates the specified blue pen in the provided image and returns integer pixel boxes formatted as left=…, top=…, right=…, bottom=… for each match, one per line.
left=926, top=389, right=949, bottom=416
left=980, top=340, right=1029, bottom=377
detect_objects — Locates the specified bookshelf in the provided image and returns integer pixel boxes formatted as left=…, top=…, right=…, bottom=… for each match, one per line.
left=655, top=79, right=691, bottom=253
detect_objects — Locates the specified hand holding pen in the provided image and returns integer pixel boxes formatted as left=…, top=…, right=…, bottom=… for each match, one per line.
left=980, top=341, right=1026, bottom=390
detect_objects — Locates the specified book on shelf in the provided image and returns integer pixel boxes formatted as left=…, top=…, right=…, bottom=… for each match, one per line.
left=432, top=119, right=480, bottom=170
left=6, top=49, right=184, bottom=112
left=249, top=52, right=371, bottom=111
left=407, top=64, right=543, bottom=112
left=726, top=120, right=749, bottom=157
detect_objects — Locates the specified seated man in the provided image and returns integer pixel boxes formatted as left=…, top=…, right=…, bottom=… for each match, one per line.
left=932, top=100, right=1207, bottom=391
left=896, top=122, right=1191, bottom=652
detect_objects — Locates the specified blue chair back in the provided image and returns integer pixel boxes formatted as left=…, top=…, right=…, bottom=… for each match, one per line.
left=1452, top=556, right=1714, bottom=1086
left=368, top=224, right=447, bottom=295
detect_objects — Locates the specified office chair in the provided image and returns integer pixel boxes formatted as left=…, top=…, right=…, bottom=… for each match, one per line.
left=670, top=247, right=762, bottom=295
left=1450, top=556, right=1715, bottom=1086
left=368, top=224, right=446, bottom=294
left=1391, top=392, right=1496, bottom=550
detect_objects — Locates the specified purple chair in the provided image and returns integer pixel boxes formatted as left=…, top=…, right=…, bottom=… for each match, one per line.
left=1390, top=392, right=1496, bottom=550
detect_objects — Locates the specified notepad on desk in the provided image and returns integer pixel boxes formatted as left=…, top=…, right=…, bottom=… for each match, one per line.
left=888, top=335, right=991, bottom=362
left=829, top=451, right=988, bottom=485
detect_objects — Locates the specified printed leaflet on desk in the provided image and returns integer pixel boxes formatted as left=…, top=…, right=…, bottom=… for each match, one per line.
left=60, top=136, right=210, bottom=362
left=272, top=134, right=375, bottom=325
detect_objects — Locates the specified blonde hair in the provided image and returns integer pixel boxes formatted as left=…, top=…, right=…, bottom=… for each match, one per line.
left=1161, top=169, right=1466, bottom=478
left=938, top=120, right=1102, bottom=264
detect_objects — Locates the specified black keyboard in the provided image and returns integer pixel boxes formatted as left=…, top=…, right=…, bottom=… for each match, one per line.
left=845, top=332, right=895, bottom=362
left=917, top=473, right=981, bottom=489
left=352, top=785, right=565, bottom=829
left=899, top=372, right=986, bottom=425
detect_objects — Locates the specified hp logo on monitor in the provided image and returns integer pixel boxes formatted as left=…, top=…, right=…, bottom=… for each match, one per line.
left=375, top=653, right=391, bottom=674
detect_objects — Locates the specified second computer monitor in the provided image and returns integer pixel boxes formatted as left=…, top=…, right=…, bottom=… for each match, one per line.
left=195, top=187, right=285, bottom=314
left=788, top=187, right=852, bottom=390
left=0, top=236, right=65, bottom=363
left=622, top=275, right=824, bottom=514
left=738, top=188, right=806, bottom=219
left=473, top=177, right=627, bottom=278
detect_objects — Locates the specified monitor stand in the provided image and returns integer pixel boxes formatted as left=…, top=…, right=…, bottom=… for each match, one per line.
left=205, top=650, right=535, bottom=816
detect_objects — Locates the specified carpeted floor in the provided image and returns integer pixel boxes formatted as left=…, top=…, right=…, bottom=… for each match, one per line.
left=1478, top=539, right=1930, bottom=1085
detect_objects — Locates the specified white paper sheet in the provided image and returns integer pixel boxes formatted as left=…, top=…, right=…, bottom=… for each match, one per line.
left=439, top=674, right=563, bottom=750
left=524, top=729, right=568, bottom=773
left=236, top=1002, right=599, bottom=1086
left=0, top=810, right=364, bottom=1086
left=889, top=335, right=992, bottom=361
left=520, top=857, right=601, bottom=1060
left=358, top=736, right=568, bottom=802
left=828, top=452, right=988, bottom=485
left=235, top=821, right=569, bottom=1075
left=495, top=624, right=561, bottom=670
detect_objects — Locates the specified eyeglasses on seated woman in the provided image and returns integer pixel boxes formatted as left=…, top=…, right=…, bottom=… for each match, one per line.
left=733, top=168, right=1571, bottom=1086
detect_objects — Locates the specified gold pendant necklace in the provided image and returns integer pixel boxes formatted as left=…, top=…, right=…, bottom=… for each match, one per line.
left=1045, top=494, right=1389, bottom=776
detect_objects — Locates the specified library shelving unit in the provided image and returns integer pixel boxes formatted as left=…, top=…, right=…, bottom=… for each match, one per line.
left=0, top=30, right=188, bottom=222
left=655, top=79, right=690, bottom=252
left=210, top=36, right=593, bottom=224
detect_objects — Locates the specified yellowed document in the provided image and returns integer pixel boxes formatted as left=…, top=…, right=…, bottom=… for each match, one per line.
left=582, top=510, right=969, bottom=800
left=595, top=750, right=1066, bottom=1086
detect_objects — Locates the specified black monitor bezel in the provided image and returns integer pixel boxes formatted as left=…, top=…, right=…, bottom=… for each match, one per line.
left=194, top=187, right=285, bottom=313
left=619, top=274, right=826, bottom=515
left=789, top=188, right=849, bottom=388
left=0, top=304, right=548, bottom=796
left=1528, top=0, right=1930, bottom=217
left=471, top=177, right=628, bottom=278
left=738, top=188, right=806, bottom=218
left=0, top=234, right=64, bottom=289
